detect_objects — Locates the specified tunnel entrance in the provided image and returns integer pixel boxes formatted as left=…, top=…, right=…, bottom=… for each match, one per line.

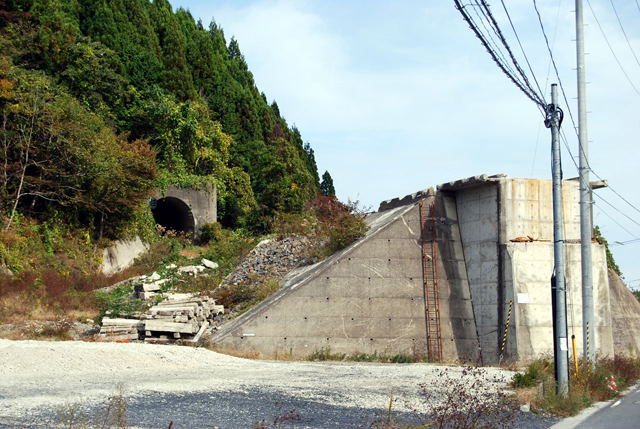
left=151, top=197, right=195, bottom=234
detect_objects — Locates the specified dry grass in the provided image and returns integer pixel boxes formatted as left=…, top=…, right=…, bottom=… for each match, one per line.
left=179, top=248, right=200, bottom=259
left=203, top=342, right=263, bottom=360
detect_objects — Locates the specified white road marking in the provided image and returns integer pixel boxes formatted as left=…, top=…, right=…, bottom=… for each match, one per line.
left=611, top=400, right=621, bottom=408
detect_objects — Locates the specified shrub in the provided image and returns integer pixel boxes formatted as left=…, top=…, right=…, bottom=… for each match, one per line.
left=199, top=222, right=223, bottom=244
left=511, top=354, right=640, bottom=416
left=94, top=282, right=148, bottom=322
left=306, top=196, right=370, bottom=260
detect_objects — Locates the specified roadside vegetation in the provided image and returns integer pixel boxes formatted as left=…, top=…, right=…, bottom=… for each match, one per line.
left=510, top=354, right=640, bottom=417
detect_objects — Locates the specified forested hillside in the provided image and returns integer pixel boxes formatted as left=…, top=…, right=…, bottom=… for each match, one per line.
left=0, top=0, right=329, bottom=238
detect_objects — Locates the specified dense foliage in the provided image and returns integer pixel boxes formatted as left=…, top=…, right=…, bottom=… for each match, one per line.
left=593, top=225, right=622, bottom=277
left=0, top=0, right=325, bottom=237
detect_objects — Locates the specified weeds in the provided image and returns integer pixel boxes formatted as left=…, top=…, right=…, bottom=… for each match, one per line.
left=306, top=347, right=428, bottom=363
left=252, top=401, right=301, bottom=428
left=94, top=282, right=148, bottom=323
left=55, top=384, right=128, bottom=429
left=213, top=275, right=280, bottom=315
left=510, top=354, right=640, bottom=416
left=307, top=346, right=346, bottom=362
left=418, top=367, right=514, bottom=429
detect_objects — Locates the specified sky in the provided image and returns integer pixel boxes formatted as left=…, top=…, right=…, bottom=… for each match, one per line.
left=174, top=0, right=640, bottom=289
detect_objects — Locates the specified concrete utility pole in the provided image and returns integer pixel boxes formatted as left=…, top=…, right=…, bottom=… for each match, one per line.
left=548, top=84, right=570, bottom=394
left=576, top=0, right=595, bottom=363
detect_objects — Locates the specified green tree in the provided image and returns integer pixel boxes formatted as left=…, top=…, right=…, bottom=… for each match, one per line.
left=148, top=0, right=195, bottom=100
left=320, top=171, right=335, bottom=196
left=0, top=58, right=157, bottom=236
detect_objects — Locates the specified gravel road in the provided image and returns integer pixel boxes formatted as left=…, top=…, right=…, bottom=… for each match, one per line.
left=0, top=339, right=559, bottom=428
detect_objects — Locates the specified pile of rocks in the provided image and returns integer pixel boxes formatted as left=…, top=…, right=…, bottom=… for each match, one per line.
left=221, top=236, right=312, bottom=287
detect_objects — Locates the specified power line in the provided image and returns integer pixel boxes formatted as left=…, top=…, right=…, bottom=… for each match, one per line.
left=499, top=0, right=546, bottom=103
left=534, top=0, right=640, bottom=226
left=558, top=131, right=640, bottom=240
left=609, top=238, right=640, bottom=247
left=453, top=0, right=546, bottom=109
left=609, top=0, right=640, bottom=69
left=531, top=0, right=563, bottom=178
left=594, top=201, right=640, bottom=239
left=533, top=0, right=581, bottom=140
left=586, top=0, right=640, bottom=96
left=467, top=4, right=521, bottom=80
left=478, top=0, right=546, bottom=108
left=595, top=193, right=640, bottom=231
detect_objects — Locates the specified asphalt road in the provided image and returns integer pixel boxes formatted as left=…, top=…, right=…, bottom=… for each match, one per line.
left=574, top=384, right=640, bottom=429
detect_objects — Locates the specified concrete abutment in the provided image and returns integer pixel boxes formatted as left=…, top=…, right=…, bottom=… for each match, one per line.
left=212, top=174, right=635, bottom=364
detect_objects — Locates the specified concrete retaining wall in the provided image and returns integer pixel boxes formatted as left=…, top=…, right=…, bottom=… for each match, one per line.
left=101, top=237, right=149, bottom=275
left=212, top=174, right=628, bottom=364
left=214, top=193, right=480, bottom=361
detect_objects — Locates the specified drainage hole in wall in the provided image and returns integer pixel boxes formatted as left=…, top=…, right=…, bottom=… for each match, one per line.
left=351, top=318, right=354, bottom=321
left=284, top=337, right=287, bottom=340
left=327, top=338, right=329, bottom=341
left=348, top=258, right=351, bottom=260
left=304, top=317, right=307, bottom=320
left=388, top=259, right=391, bottom=262
left=265, top=316, right=268, bottom=319
left=326, top=297, right=329, bottom=300
left=370, top=338, right=373, bottom=341
left=389, top=318, right=392, bottom=321
left=368, top=297, right=371, bottom=301
left=412, top=338, right=415, bottom=341
left=409, top=278, right=413, bottom=280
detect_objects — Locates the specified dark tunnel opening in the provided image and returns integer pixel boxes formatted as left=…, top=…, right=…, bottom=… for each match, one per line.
left=151, top=197, right=195, bottom=234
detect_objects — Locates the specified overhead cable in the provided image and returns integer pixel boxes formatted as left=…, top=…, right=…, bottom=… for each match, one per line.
left=586, top=0, right=640, bottom=96
left=609, top=0, right=640, bottom=69
left=453, top=0, right=546, bottom=109
left=499, top=0, right=546, bottom=102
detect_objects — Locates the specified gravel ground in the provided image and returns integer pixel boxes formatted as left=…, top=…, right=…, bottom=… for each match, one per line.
left=0, top=339, right=560, bottom=428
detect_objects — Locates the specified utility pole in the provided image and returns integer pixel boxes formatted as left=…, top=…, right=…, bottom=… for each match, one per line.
left=547, top=84, right=569, bottom=394
left=576, top=0, right=595, bottom=363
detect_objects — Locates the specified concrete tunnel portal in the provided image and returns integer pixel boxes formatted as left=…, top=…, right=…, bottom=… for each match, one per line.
left=150, top=185, right=217, bottom=235
left=151, top=197, right=195, bottom=234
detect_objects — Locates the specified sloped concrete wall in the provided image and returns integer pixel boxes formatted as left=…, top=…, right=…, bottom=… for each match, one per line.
left=101, top=237, right=149, bottom=275
left=213, top=194, right=479, bottom=361
left=608, top=269, right=640, bottom=354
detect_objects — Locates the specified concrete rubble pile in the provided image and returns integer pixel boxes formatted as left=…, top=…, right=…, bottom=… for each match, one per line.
left=99, top=258, right=224, bottom=343
left=222, top=236, right=312, bottom=287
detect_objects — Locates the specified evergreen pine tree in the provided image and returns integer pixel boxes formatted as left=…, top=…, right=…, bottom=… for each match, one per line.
left=320, top=171, right=336, bottom=196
